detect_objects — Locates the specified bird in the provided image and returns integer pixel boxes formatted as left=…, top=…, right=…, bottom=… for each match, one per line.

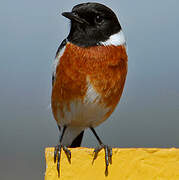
left=51, top=2, right=128, bottom=176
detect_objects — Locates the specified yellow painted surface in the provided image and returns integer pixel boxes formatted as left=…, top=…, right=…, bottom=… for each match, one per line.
left=45, top=147, right=179, bottom=180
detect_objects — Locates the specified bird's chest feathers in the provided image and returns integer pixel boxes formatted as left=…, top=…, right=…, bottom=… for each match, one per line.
left=51, top=43, right=127, bottom=126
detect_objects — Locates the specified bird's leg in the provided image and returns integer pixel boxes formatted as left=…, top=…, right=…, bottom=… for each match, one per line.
left=54, top=126, right=71, bottom=177
left=90, top=127, right=112, bottom=176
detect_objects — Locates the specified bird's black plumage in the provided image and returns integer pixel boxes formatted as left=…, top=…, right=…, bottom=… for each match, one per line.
left=62, top=2, right=121, bottom=47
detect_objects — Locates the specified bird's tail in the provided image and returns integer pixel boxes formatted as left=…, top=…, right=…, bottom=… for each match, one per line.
left=70, top=131, right=84, bottom=147
left=61, top=127, right=84, bottom=147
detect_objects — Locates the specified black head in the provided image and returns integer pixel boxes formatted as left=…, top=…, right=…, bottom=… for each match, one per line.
left=62, top=3, right=121, bottom=47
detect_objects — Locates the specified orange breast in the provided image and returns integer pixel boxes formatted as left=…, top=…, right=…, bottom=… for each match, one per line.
left=51, top=43, right=128, bottom=127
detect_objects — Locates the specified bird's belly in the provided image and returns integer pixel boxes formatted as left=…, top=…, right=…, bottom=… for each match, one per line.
left=52, top=75, right=114, bottom=128
left=54, top=95, right=111, bottom=128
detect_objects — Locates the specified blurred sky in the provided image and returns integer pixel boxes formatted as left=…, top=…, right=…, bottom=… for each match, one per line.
left=0, top=0, right=179, bottom=179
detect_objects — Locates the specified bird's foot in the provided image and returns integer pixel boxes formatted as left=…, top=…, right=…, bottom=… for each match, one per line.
left=54, top=144, right=71, bottom=177
left=93, top=144, right=112, bottom=176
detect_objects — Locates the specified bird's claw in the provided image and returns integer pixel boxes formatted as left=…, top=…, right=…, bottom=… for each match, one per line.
left=93, top=144, right=112, bottom=176
left=54, top=144, right=71, bottom=177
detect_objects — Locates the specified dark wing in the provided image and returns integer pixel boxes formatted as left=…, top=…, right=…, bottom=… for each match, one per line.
left=52, top=39, right=67, bottom=86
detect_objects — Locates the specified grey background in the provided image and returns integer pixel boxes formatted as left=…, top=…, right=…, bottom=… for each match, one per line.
left=0, top=0, right=179, bottom=179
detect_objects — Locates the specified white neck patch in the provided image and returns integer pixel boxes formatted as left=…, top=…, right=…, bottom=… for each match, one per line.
left=99, top=30, right=126, bottom=46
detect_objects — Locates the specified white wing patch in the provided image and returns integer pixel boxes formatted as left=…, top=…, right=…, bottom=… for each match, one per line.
left=56, top=77, right=110, bottom=128
left=52, top=46, right=66, bottom=77
left=99, top=30, right=126, bottom=46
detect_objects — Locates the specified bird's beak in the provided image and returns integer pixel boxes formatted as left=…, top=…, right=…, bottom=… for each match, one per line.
left=62, top=12, right=89, bottom=25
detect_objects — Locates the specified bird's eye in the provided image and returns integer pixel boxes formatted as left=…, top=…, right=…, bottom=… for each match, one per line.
left=73, top=11, right=78, bottom=16
left=95, top=15, right=103, bottom=24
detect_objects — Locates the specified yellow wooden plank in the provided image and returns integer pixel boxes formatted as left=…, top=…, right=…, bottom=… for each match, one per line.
left=45, top=147, right=179, bottom=180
